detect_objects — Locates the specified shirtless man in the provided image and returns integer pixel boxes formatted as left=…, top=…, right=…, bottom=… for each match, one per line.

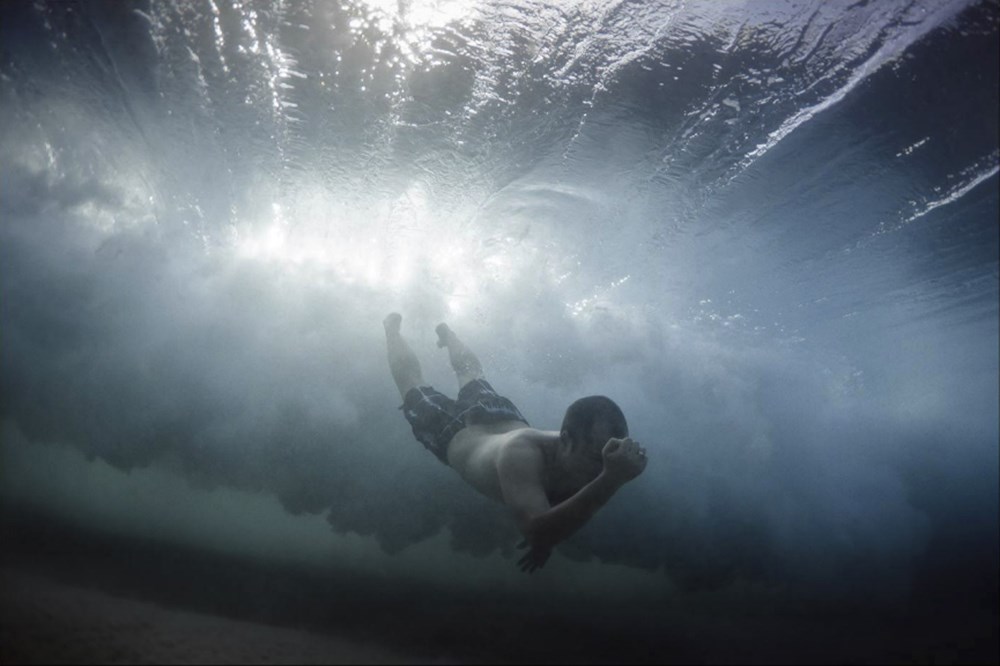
left=383, top=313, right=648, bottom=573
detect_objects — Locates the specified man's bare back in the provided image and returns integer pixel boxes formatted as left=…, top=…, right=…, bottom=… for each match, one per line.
left=446, top=423, right=543, bottom=502
left=383, top=313, right=647, bottom=572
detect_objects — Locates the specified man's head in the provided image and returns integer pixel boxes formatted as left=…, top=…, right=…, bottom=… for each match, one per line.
left=559, top=395, right=629, bottom=463
left=541, top=396, right=629, bottom=502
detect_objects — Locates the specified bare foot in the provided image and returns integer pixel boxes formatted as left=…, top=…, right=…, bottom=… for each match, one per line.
left=435, top=323, right=453, bottom=348
left=384, top=312, right=402, bottom=336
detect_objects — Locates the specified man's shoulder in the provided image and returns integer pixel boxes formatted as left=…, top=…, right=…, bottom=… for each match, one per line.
left=494, top=429, right=549, bottom=487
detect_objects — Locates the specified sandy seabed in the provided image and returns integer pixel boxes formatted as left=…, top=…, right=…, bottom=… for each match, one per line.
left=0, top=567, right=425, bottom=665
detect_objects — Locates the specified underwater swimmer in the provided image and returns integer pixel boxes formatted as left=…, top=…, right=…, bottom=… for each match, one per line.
left=383, top=313, right=647, bottom=573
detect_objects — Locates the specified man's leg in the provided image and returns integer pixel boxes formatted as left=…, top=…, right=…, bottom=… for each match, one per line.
left=384, top=313, right=423, bottom=401
left=435, top=323, right=484, bottom=390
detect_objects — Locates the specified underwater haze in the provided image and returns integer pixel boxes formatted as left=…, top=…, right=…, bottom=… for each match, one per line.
left=1, top=0, right=997, bottom=663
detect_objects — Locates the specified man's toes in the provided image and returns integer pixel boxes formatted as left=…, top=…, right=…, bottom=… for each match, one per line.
left=435, top=323, right=451, bottom=348
left=384, top=312, right=402, bottom=334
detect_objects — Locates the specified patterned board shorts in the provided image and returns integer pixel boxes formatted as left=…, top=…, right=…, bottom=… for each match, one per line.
left=400, top=378, right=529, bottom=465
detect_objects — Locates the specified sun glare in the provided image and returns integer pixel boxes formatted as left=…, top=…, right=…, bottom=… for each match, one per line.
left=232, top=182, right=618, bottom=322
left=234, top=184, right=494, bottom=315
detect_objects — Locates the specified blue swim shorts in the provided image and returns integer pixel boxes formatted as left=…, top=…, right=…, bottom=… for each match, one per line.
left=400, top=379, right=529, bottom=465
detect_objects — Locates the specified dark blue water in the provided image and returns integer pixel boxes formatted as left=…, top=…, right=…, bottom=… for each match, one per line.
left=1, top=1, right=997, bottom=662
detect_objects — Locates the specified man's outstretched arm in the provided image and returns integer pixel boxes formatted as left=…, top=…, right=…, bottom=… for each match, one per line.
left=498, top=438, right=647, bottom=572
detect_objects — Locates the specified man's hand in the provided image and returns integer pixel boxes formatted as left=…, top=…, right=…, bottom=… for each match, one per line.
left=602, top=437, right=648, bottom=484
left=516, top=539, right=552, bottom=574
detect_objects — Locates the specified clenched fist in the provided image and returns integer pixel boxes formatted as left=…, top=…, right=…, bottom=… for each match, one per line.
left=602, top=437, right=648, bottom=484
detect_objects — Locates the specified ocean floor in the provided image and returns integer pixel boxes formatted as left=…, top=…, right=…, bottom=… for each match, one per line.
left=1, top=503, right=995, bottom=665
left=0, top=567, right=424, bottom=665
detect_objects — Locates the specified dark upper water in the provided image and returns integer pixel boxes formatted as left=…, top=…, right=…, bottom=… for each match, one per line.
left=1, top=0, right=997, bottom=662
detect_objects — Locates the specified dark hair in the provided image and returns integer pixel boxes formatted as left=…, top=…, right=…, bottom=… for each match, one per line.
left=561, top=396, right=628, bottom=453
